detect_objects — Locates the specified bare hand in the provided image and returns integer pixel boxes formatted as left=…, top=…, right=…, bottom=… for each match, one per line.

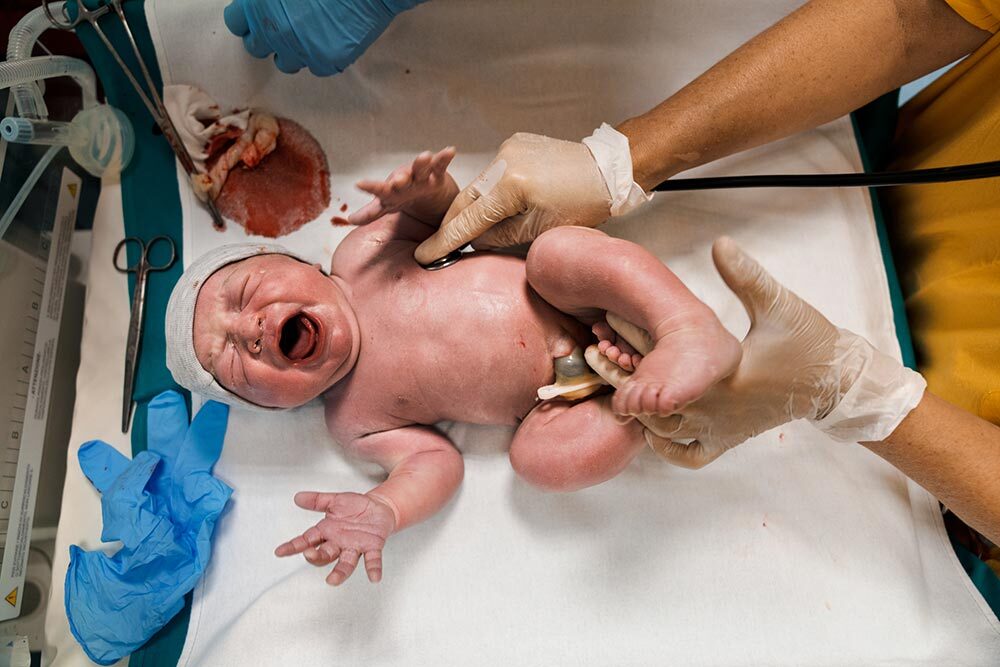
left=350, top=148, right=458, bottom=226
left=275, top=491, right=397, bottom=585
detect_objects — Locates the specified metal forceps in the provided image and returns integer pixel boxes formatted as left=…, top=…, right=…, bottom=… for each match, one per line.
left=43, top=0, right=227, bottom=229
left=113, top=236, right=177, bottom=433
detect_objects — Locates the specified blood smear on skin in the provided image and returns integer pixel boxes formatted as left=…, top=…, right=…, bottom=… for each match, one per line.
left=215, top=118, right=330, bottom=237
left=331, top=216, right=351, bottom=226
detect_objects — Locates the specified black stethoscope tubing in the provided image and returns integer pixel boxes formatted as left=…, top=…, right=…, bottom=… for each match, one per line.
left=652, top=158, right=1000, bottom=191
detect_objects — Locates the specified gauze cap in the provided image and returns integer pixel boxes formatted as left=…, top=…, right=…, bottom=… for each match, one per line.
left=165, top=242, right=309, bottom=410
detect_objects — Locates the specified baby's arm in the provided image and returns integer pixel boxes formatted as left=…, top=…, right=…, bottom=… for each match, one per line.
left=275, top=425, right=463, bottom=585
left=349, top=148, right=459, bottom=229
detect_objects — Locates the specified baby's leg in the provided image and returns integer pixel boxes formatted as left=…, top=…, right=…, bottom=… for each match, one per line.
left=526, top=226, right=741, bottom=416
left=510, top=395, right=645, bottom=492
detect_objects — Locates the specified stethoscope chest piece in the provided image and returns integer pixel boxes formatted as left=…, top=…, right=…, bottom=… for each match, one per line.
left=422, top=249, right=464, bottom=271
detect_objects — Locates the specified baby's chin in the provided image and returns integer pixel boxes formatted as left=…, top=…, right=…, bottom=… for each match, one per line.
left=233, top=354, right=351, bottom=409
left=240, top=387, right=325, bottom=410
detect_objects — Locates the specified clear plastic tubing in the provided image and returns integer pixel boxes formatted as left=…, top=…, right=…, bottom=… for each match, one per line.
left=0, top=56, right=97, bottom=120
left=0, top=145, right=62, bottom=239
left=5, top=3, right=96, bottom=119
left=0, top=118, right=78, bottom=146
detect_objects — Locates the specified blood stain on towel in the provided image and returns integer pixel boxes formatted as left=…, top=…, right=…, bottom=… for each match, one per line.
left=340, top=203, right=348, bottom=212
left=215, top=118, right=330, bottom=238
left=331, top=216, right=352, bottom=226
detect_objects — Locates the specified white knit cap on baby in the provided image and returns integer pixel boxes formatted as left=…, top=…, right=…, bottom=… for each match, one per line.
left=165, top=242, right=309, bottom=411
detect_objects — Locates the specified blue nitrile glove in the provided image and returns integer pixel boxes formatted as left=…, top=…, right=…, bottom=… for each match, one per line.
left=223, top=0, right=428, bottom=76
left=65, top=391, right=232, bottom=666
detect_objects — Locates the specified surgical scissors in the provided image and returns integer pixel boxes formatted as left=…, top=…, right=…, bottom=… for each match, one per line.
left=43, top=0, right=227, bottom=229
left=113, top=235, right=177, bottom=433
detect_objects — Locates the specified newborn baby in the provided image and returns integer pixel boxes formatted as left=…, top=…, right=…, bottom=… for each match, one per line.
left=165, top=148, right=740, bottom=586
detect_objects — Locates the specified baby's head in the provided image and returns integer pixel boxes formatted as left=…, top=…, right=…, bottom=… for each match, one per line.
left=166, top=244, right=359, bottom=409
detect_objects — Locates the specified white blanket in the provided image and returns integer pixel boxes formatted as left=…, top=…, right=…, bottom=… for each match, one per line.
left=45, top=0, right=1000, bottom=664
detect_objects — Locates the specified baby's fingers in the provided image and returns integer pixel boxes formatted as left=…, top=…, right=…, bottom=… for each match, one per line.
left=411, top=151, right=434, bottom=181
left=429, top=147, right=456, bottom=175
left=293, top=491, right=341, bottom=513
left=364, top=550, right=384, bottom=583
left=348, top=197, right=386, bottom=226
left=355, top=179, right=393, bottom=199
left=274, top=525, right=324, bottom=557
left=327, top=549, right=360, bottom=586
left=304, top=543, right=340, bottom=567
left=388, top=166, right=412, bottom=192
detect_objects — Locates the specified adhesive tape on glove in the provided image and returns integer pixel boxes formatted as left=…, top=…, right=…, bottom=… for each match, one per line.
left=811, top=333, right=927, bottom=443
left=582, top=123, right=653, bottom=217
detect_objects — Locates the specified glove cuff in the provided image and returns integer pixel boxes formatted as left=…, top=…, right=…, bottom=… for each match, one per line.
left=811, top=333, right=926, bottom=443
left=582, top=123, right=652, bottom=217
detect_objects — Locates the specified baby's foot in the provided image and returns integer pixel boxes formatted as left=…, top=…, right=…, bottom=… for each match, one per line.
left=592, top=320, right=644, bottom=372
left=607, top=311, right=742, bottom=417
left=349, top=147, right=459, bottom=226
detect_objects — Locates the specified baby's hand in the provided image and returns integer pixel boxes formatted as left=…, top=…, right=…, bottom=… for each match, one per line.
left=275, top=491, right=397, bottom=585
left=350, top=147, right=459, bottom=226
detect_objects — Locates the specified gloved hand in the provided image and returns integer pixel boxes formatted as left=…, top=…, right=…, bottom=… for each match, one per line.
left=223, top=0, right=426, bottom=76
left=65, top=391, right=232, bottom=666
left=585, top=237, right=927, bottom=469
left=414, top=124, right=652, bottom=265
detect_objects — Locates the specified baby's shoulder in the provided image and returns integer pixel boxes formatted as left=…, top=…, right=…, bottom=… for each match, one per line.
left=322, top=382, right=404, bottom=446
left=331, top=215, right=415, bottom=279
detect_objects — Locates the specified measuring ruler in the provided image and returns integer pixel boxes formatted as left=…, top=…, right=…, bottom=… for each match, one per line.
left=0, top=167, right=80, bottom=621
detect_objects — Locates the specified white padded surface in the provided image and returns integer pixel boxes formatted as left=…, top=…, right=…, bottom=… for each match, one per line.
left=43, top=1, right=1000, bottom=665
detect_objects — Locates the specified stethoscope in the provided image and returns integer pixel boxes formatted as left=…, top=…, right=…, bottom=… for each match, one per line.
left=422, top=155, right=1000, bottom=270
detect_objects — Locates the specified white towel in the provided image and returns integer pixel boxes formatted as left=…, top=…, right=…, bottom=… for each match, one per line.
left=46, top=0, right=1000, bottom=665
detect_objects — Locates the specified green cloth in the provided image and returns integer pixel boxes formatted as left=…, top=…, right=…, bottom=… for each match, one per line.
left=70, top=1, right=190, bottom=664
left=850, top=95, right=915, bottom=370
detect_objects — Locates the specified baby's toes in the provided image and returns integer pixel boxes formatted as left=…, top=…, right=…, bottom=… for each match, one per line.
left=646, top=384, right=681, bottom=415
left=604, top=345, right=623, bottom=365
left=617, top=353, right=634, bottom=372
left=592, top=321, right=615, bottom=342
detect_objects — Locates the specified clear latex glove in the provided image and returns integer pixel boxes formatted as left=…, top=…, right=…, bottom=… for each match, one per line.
left=274, top=491, right=396, bottom=585
left=414, top=125, right=651, bottom=265
left=586, top=237, right=927, bottom=469
left=223, top=0, right=426, bottom=76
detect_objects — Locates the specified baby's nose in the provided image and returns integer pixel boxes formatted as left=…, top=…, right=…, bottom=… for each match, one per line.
left=238, top=313, right=265, bottom=355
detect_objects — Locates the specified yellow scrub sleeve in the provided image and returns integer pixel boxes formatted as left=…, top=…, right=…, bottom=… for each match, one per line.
left=885, top=0, right=1000, bottom=425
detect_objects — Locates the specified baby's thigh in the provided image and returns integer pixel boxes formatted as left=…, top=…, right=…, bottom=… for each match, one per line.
left=525, top=226, right=655, bottom=317
left=509, top=394, right=645, bottom=492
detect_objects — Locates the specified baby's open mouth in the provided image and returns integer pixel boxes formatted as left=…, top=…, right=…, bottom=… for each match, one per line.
left=279, top=311, right=320, bottom=362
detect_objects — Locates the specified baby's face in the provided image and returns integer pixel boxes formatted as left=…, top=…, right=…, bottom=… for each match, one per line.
left=192, top=254, right=359, bottom=408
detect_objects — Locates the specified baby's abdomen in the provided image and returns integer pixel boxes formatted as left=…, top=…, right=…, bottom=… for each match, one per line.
left=416, top=256, right=585, bottom=424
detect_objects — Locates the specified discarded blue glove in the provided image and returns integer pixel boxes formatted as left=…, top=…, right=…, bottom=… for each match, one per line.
left=65, top=391, right=232, bottom=666
left=223, top=0, right=428, bottom=76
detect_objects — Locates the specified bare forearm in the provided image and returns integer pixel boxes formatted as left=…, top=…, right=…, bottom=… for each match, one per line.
left=618, top=0, right=989, bottom=190
left=368, top=448, right=464, bottom=532
left=863, top=392, right=1000, bottom=543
